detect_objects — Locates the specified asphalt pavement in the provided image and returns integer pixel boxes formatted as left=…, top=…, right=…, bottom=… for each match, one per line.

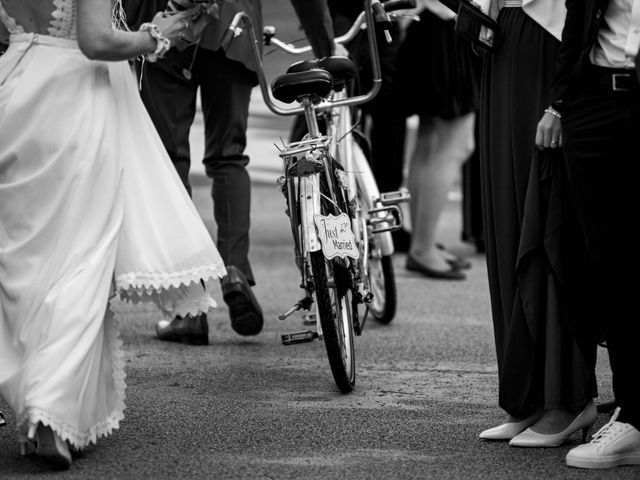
left=0, top=1, right=638, bottom=479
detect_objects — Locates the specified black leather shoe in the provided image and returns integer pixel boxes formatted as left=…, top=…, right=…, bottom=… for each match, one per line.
left=221, top=266, right=263, bottom=336
left=406, top=255, right=466, bottom=280
left=155, top=313, right=209, bottom=345
left=0, top=410, right=5, bottom=427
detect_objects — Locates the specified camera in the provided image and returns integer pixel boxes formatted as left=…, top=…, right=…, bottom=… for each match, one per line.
left=438, top=0, right=499, bottom=52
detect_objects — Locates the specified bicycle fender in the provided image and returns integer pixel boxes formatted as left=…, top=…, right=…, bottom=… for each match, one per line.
left=299, top=175, right=322, bottom=253
left=352, top=143, right=394, bottom=256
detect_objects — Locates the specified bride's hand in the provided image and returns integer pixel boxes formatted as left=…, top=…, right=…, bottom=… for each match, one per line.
left=151, top=6, right=214, bottom=46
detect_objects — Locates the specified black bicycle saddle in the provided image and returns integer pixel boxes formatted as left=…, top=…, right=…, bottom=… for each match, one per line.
left=271, top=69, right=334, bottom=104
left=286, top=56, right=358, bottom=92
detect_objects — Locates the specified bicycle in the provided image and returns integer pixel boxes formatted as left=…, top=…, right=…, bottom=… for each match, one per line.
left=264, top=6, right=413, bottom=326
left=222, top=0, right=411, bottom=393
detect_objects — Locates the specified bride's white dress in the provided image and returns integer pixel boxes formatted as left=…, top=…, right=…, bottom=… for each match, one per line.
left=0, top=1, right=226, bottom=449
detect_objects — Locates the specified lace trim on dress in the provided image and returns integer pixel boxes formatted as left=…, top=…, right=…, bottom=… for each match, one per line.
left=18, top=310, right=126, bottom=450
left=13, top=266, right=225, bottom=448
left=48, top=0, right=76, bottom=39
left=0, top=2, right=25, bottom=34
left=115, top=264, right=226, bottom=292
left=114, top=264, right=226, bottom=318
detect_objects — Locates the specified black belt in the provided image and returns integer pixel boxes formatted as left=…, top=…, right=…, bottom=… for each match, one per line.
left=583, top=63, right=639, bottom=92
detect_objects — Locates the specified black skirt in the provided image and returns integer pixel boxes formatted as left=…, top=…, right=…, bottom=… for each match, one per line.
left=393, top=9, right=482, bottom=119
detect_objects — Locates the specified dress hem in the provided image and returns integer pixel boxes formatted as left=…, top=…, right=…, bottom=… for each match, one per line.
left=18, top=309, right=126, bottom=450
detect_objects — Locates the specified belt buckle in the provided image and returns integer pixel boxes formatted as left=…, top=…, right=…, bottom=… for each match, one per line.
left=612, top=73, right=631, bottom=91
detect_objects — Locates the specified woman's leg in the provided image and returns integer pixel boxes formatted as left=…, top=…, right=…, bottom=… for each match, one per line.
left=408, top=113, right=475, bottom=272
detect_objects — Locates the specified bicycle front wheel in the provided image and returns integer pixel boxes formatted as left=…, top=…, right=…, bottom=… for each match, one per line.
left=367, top=239, right=396, bottom=324
left=310, top=251, right=356, bottom=393
left=352, top=138, right=398, bottom=324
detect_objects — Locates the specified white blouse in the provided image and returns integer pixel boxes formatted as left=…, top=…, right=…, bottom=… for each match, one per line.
left=590, top=0, right=640, bottom=68
left=475, top=0, right=567, bottom=41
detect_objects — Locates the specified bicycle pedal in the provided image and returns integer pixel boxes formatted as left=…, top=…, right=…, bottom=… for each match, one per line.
left=281, top=331, right=318, bottom=345
left=379, top=190, right=411, bottom=205
left=302, top=313, right=317, bottom=326
left=367, top=205, right=402, bottom=233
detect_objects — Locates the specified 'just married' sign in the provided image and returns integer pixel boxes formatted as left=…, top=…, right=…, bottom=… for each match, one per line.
left=314, top=213, right=359, bottom=260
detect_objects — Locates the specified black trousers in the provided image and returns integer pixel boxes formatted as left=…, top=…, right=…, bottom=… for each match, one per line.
left=562, top=73, right=640, bottom=429
left=138, top=47, right=256, bottom=285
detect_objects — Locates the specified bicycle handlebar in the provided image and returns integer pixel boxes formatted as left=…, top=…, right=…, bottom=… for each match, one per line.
left=263, top=0, right=416, bottom=56
left=221, top=0, right=414, bottom=116
left=262, top=15, right=364, bottom=56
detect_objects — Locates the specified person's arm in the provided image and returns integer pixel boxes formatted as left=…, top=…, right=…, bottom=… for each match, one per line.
left=0, top=19, right=8, bottom=48
left=76, top=0, right=208, bottom=61
left=535, top=0, right=586, bottom=149
left=289, top=0, right=336, bottom=57
left=549, top=0, right=587, bottom=112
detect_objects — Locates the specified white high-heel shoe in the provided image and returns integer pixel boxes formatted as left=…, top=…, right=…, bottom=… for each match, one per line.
left=23, top=422, right=72, bottom=469
left=509, top=401, right=597, bottom=448
left=479, top=409, right=544, bottom=440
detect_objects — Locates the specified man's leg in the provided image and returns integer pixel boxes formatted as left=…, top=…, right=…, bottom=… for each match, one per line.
left=138, top=47, right=199, bottom=195
left=563, top=85, right=640, bottom=468
left=197, top=48, right=263, bottom=336
left=138, top=47, right=209, bottom=344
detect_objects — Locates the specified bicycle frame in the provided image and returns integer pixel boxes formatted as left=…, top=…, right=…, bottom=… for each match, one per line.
left=276, top=109, right=352, bottom=345
left=221, top=1, right=411, bottom=391
left=325, top=89, right=395, bottom=257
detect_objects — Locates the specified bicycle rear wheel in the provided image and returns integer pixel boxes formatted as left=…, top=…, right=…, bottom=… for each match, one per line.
left=310, top=251, right=356, bottom=393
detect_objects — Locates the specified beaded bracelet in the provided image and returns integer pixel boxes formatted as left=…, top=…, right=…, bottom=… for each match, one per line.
left=544, top=107, right=562, bottom=119
left=140, top=23, right=171, bottom=62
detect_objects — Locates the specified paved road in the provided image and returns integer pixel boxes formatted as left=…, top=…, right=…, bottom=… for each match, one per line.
left=1, top=1, right=638, bottom=479
left=0, top=131, right=633, bottom=479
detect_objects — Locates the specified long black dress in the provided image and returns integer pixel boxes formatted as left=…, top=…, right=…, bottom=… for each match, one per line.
left=479, top=7, right=597, bottom=418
